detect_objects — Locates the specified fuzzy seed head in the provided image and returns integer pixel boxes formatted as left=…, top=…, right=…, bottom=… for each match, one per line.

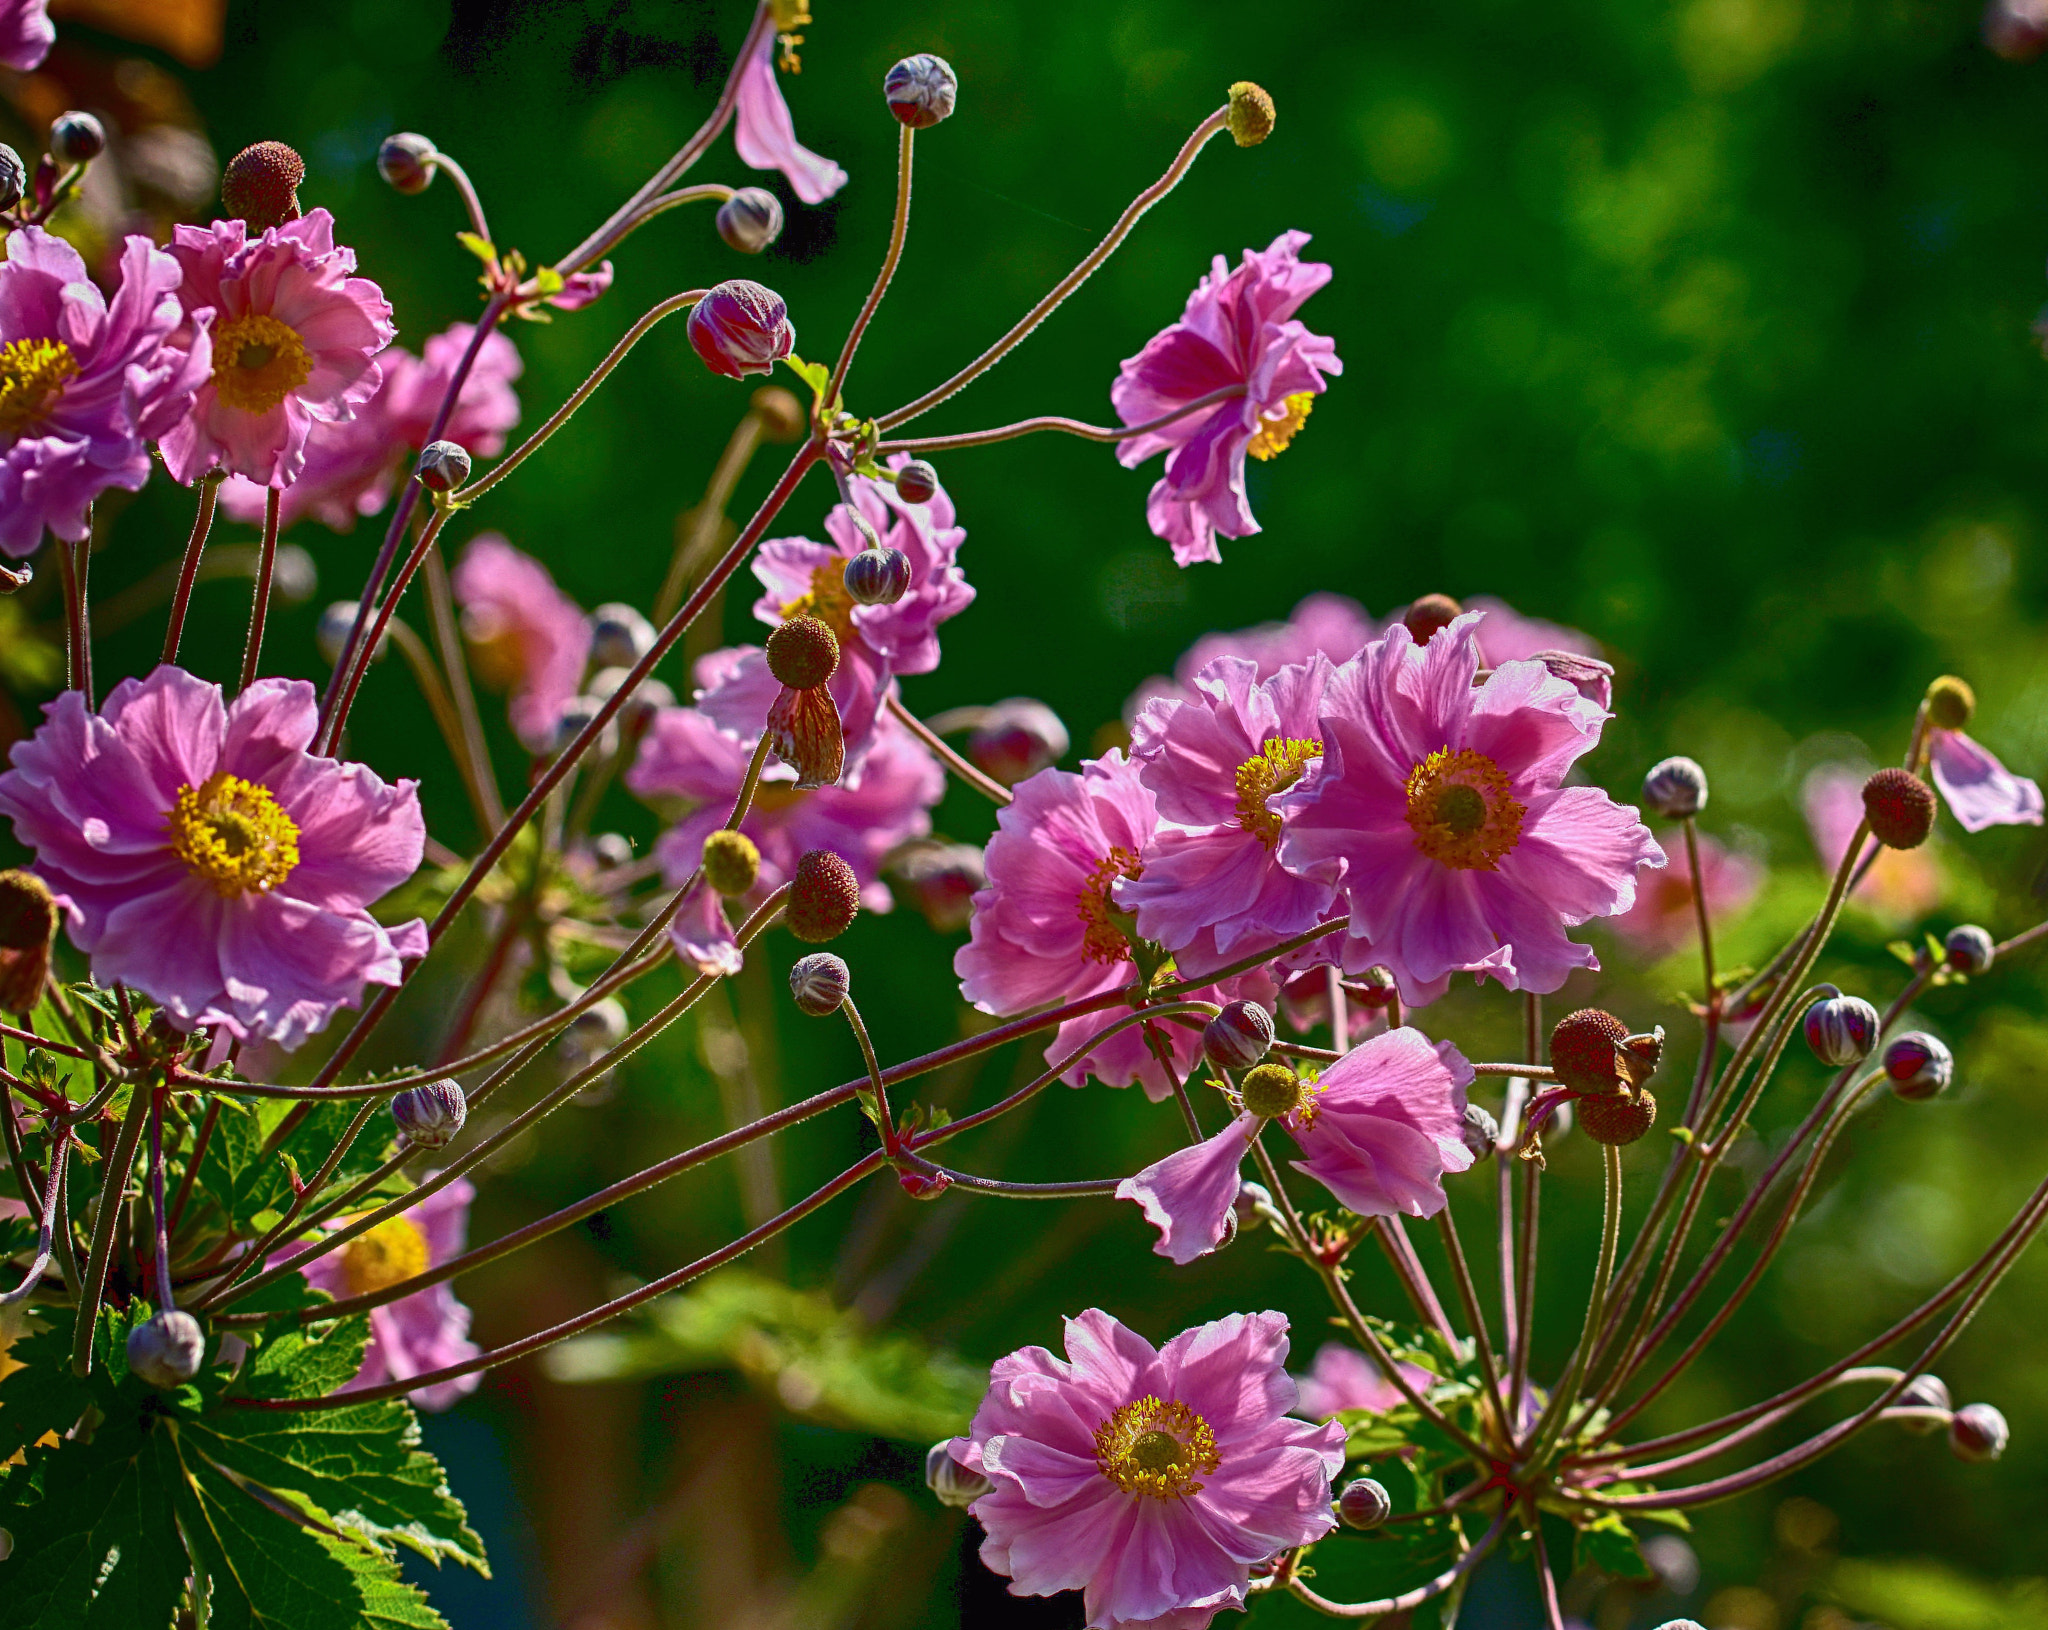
left=766, top=614, right=839, bottom=690
left=785, top=849, right=860, bottom=943
left=1226, top=82, right=1276, bottom=147
left=700, top=829, right=761, bottom=897
left=1925, top=675, right=1976, bottom=731
left=221, top=140, right=305, bottom=231
left=1579, top=1089, right=1658, bottom=1146
left=1549, top=1008, right=1631, bottom=1094
left=1862, top=767, right=1937, bottom=850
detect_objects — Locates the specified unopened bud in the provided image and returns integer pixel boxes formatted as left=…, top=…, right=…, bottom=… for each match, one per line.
left=552, top=696, right=615, bottom=757
left=885, top=54, right=958, bottom=129
left=1803, top=992, right=1880, bottom=1067
left=271, top=544, right=317, bottom=605
left=765, top=614, right=839, bottom=691
left=1649, top=1622, right=1709, bottom=1630
left=592, top=832, right=633, bottom=868
left=1204, top=1000, right=1274, bottom=1071
left=590, top=602, right=656, bottom=669
left=717, top=186, right=785, bottom=254
left=899, top=1167, right=952, bottom=1200
left=0, top=145, right=26, bottom=212
left=1348, top=965, right=1399, bottom=1010
left=1549, top=1008, right=1631, bottom=1094
left=1226, top=81, right=1276, bottom=147
left=1949, top=1402, right=2009, bottom=1463
left=688, top=279, right=795, bottom=379
left=969, top=699, right=1069, bottom=785
left=1337, top=1477, right=1391, bottom=1530
left=893, top=459, right=939, bottom=504
left=1233, top=1179, right=1272, bottom=1227
left=0, top=558, right=31, bottom=594
left=1579, top=1090, right=1658, bottom=1146
left=1898, top=1372, right=1952, bottom=1433
left=1925, top=675, right=1975, bottom=731
left=0, top=870, right=58, bottom=1015
left=377, top=133, right=437, bottom=194
left=1461, top=1102, right=1499, bottom=1161
left=415, top=440, right=470, bottom=493
left=1240, top=1062, right=1301, bottom=1120
left=925, top=1441, right=992, bottom=1508
left=1642, top=756, right=1709, bottom=820
left=786, top=849, right=860, bottom=943
left=221, top=140, right=305, bottom=232
left=391, top=1079, right=467, bottom=1148
left=49, top=112, right=106, bottom=166
left=1945, top=924, right=1996, bottom=975
left=789, top=951, right=851, bottom=1016
left=1402, top=594, right=1462, bottom=645
left=751, top=386, right=807, bottom=443
left=127, top=1309, right=206, bottom=1389
left=844, top=547, right=911, bottom=606
left=1883, top=1032, right=1952, bottom=1101
left=1862, top=767, right=1937, bottom=850
left=701, top=829, right=761, bottom=897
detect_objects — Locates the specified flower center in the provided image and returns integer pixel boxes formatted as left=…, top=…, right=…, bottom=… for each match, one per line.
left=167, top=773, right=300, bottom=896
left=1404, top=748, right=1525, bottom=871
left=779, top=560, right=857, bottom=642
left=211, top=313, right=313, bottom=414
left=1247, top=391, right=1315, bottom=462
left=1234, top=737, right=1321, bottom=849
left=338, top=1215, right=430, bottom=1298
left=773, top=0, right=811, bottom=71
left=1076, top=845, right=1143, bottom=964
left=0, top=337, right=80, bottom=435
left=1095, top=1396, right=1220, bottom=1500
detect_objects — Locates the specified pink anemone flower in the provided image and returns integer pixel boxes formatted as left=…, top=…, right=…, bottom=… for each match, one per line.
left=451, top=533, right=594, bottom=754
left=1, top=229, right=213, bottom=558
left=1113, top=229, right=1341, bottom=566
left=0, top=666, right=427, bottom=1047
left=1609, top=830, right=1762, bottom=959
left=160, top=209, right=395, bottom=490
left=948, top=1309, right=1344, bottom=1630
left=732, top=22, right=847, bottom=204
left=1292, top=1343, right=1436, bottom=1421
left=1, top=0, right=52, bottom=70
left=294, top=1178, right=481, bottom=1411
left=1927, top=728, right=2043, bottom=833
left=1173, top=593, right=1373, bottom=690
left=1118, top=655, right=1341, bottom=980
left=1278, top=613, right=1661, bottom=1006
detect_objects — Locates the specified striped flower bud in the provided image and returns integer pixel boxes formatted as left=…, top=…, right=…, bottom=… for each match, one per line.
left=716, top=187, right=784, bottom=254
left=1203, top=1000, right=1274, bottom=1071
left=392, top=1079, right=468, bottom=1148
left=885, top=54, right=958, bottom=129
left=1642, top=756, right=1709, bottom=820
left=789, top=952, right=851, bottom=1016
left=1803, top=991, right=1880, bottom=1067
left=844, top=547, right=911, bottom=606
left=1945, top=924, right=1995, bottom=975
left=893, top=460, right=939, bottom=504
left=1337, top=1478, right=1391, bottom=1530
left=688, top=280, right=795, bottom=379
left=925, top=1441, right=992, bottom=1507
left=1949, top=1402, right=2009, bottom=1463
left=1883, top=1032, right=1952, bottom=1101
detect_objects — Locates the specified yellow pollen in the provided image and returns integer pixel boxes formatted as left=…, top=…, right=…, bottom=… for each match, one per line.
left=1234, top=737, right=1321, bottom=849
left=771, top=3, right=811, bottom=72
left=1095, top=1396, right=1220, bottom=1500
left=211, top=313, right=312, bottom=415
left=0, top=337, right=79, bottom=435
left=779, top=560, right=856, bottom=642
left=1403, top=747, right=1525, bottom=871
left=167, top=773, right=301, bottom=897
left=1247, top=391, right=1315, bottom=462
left=338, top=1216, right=430, bottom=1298
left=1075, top=845, right=1143, bottom=964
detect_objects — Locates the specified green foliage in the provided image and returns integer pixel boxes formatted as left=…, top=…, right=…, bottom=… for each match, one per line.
left=1573, top=1509, right=1655, bottom=1581
left=1825, top=1557, right=2048, bottom=1630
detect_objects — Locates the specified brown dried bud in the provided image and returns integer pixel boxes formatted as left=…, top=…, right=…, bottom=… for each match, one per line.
left=1402, top=594, right=1463, bottom=645
left=0, top=869, right=58, bottom=1014
left=701, top=829, right=761, bottom=896
left=786, top=850, right=860, bottom=943
left=1549, top=1008, right=1630, bottom=1094
left=221, top=140, right=305, bottom=232
left=1226, top=82, right=1276, bottom=147
left=765, top=684, right=845, bottom=790
left=765, top=614, right=839, bottom=691
left=1579, top=1089, right=1657, bottom=1146
left=1925, top=675, right=1975, bottom=731
left=1862, top=767, right=1937, bottom=850
left=1620, top=1027, right=1665, bottom=1086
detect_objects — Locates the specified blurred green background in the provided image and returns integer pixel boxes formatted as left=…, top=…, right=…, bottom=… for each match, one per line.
left=9, top=0, right=2048, bottom=1624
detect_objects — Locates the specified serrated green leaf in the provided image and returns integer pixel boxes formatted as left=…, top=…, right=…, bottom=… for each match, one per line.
left=196, top=1100, right=294, bottom=1231
left=242, top=1315, right=372, bottom=1402
left=1574, top=1510, right=1654, bottom=1580
left=0, top=1320, right=91, bottom=1465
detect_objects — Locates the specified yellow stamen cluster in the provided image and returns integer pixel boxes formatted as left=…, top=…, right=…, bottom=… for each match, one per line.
left=211, top=313, right=313, bottom=415
left=339, top=1216, right=430, bottom=1298
left=1075, top=845, right=1143, bottom=964
left=167, top=773, right=301, bottom=897
left=772, top=0, right=811, bottom=71
left=1403, top=747, right=1525, bottom=871
left=1247, top=391, right=1315, bottom=461
left=0, top=337, right=79, bottom=435
left=1095, top=1396, right=1220, bottom=1500
left=1234, top=737, right=1321, bottom=849
left=779, top=559, right=857, bottom=641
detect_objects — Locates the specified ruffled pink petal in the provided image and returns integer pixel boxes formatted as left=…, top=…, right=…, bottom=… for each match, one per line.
left=732, top=32, right=848, bottom=204
left=1930, top=729, right=2045, bottom=833
left=1117, top=1113, right=1259, bottom=1265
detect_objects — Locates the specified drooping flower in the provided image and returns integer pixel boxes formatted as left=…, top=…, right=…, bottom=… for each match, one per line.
left=1802, top=763, right=1942, bottom=926
left=1, top=229, right=212, bottom=558
left=1117, top=1111, right=1259, bottom=1265
left=1927, top=729, right=2044, bottom=833
left=160, top=209, right=395, bottom=489
left=949, top=1309, right=1344, bottom=1630
left=294, top=1179, right=481, bottom=1411
left=0, top=666, right=427, bottom=1047
left=1113, top=229, right=1341, bottom=566
left=0, top=0, right=52, bottom=71
left=1278, top=614, right=1662, bottom=1005
left=732, top=20, right=848, bottom=205
left=1292, top=1343, right=1435, bottom=1421
left=450, top=533, right=593, bottom=754
left=1609, top=830, right=1763, bottom=959
left=1118, top=655, right=1340, bottom=980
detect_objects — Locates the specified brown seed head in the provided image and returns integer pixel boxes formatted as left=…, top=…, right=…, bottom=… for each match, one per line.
left=766, top=614, right=839, bottom=691
left=785, top=850, right=860, bottom=943
left=1862, top=767, right=1937, bottom=850
left=1579, top=1089, right=1658, bottom=1146
left=1549, top=1007, right=1630, bottom=1094
left=1402, top=594, right=1463, bottom=645
left=222, top=141, right=305, bottom=232
left=0, top=869, right=58, bottom=1014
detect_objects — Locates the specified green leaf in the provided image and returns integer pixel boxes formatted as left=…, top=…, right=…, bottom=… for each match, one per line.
left=0, top=1319, right=91, bottom=1465
left=454, top=231, right=495, bottom=266
left=1574, top=1510, right=1654, bottom=1580
left=196, top=1099, right=294, bottom=1231
left=242, top=1314, right=374, bottom=1402
left=531, top=265, right=565, bottom=296
left=782, top=354, right=833, bottom=411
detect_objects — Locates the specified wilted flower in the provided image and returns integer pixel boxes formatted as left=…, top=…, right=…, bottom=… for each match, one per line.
left=451, top=534, right=594, bottom=754
left=732, top=21, right=848, bottom=204
left=1926, top=727, right=2043, bottom=833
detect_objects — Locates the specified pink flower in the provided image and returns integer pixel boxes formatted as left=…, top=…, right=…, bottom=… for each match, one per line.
left=1282, top=1026, right=1474, bottom=1217
left=1118, top=656, right=1340, bottom=980
left=1278, top=614, right=1662, bottom=1005
left=1113, top=230, right=1341, bottom=566
left=1389, top=596, right=1610, bottom=708
left=0, top=667, right=427, bottom=1047
left=1928, top=729, right=2043, bottom=833
left=732, top=27, right=848, bottom=204
left=451, top=533, right=593, bottom=754
left=950, top=1309, right=1344, bottom=1630
left=1803, top=764, right=1941, bottom=925
left=0, top=0, right=52, bottom=71
left=544, top=263, right=613, bottom=311
left=1117, top=1112, right=1259, bottom=1265
left=1, top=229, right=212, bottom=557
left=688, top=279, right=794, bottom=379
left=1609, top=831, right=1762, bottom=958
left=160, top=209, right=395, bottom=489
left=1292, top=1343, right=1435, bottom=1421
left=295, top=1179, right=480, bottom=1411
left=1172, top=593, right=1373, bottom=690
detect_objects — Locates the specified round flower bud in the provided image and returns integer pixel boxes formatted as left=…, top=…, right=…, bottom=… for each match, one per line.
left=1549, top=1008, right=1631, bottom=1095
left=894, top=459, right=939, bottom=504
left=415, top=440, right=471, bottom=493
left=765, top=614, right=839, bottom=690
left=559, top=996, right=629, bottom=1069
left=1203, top=1000, right=1275, bottom=1071
left=221, top=140, right=305, bottom=232
left=1642, top=755, right=1709, bottom=820
left=1579, top=1090, right=1658, bottom=1146
left=376, top=132, right=437, bottom=194
left=789, top=951, right=851, bottom=1016
left=552, top=696, right=615, bottom=757
left=592, top=832, right=634, bottom=868
left=1402, top=593, right=1463, bottom=645
left=1898, top=1372, right=1952, bottom=1434
left=888, top=839, right=984, bottom=932
left=716, top=186, right=785, bottom=254
left=969, top=699, right=1070, bottom=785
left=1461, top=1102, right=1499, bottom=1161
left=688, top=279, right=795, bottom=380
left=1347, top=965, right=1400, bottom=1011
left=1949, top=1402, right=2009, bottom=1463
left=885, top=54, right=958, bottom=129
left=1226, top=81, right=1277, bottom=147
left=786, top=850, right=860, bottom=943
left=316, top=601, right=384, bottom=667
left=1240, top=1062, right=1301, bottom=1120
left=127, top=1309, right=206, bottom=1389
left=844, top=547, right=911, bottom=606
left=1862, top=767, right=1937, bottom=850
left=49, top=112, right=107, bottom=166
left=1232, top=1179, right=1272, bottom=1227
left=391, top=1079, right=467, bottom=1148
left=925, top=1441, right=992, bottom=1508
left=700, top=829, right=760, bottom=897
left=751, top=386, right=807, bottom=443
left=1802, top=992, right=1880, bottom=1067
left=590, top=602, right=656, bottom=669
left=1883, top=1032, right=1953, bottom=1102
left=0, top=145, right=26, bottom=212
left=1925, top=675, right=1975, bottom=731
left=0, top=868, right=60, bottom=1015
left=1337, top=1477, right=1391, bottom=1530
left=1945, top=924, right=1996, bottom=976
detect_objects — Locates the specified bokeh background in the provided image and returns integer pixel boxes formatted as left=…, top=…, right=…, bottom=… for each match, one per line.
left=7, top=0, right=2048, bottom=1624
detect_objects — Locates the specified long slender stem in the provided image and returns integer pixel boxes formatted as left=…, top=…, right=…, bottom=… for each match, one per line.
left=1526, top=1144, right=1620, bottom=1466
left=58, top=533, right=93, bottom=707
left=1530, top=1515, right=1567, bottom=1630
left=0, top=1134, right=68, bottom=1306
left=877, top=384, right=1248, bottom=454
left=655, top=410, right=765, bottom=623
left=1682, top=816, right=1715, bottom=997
left=1283, top=1511, right=1508, bottom=1619
left=841, top=998, right=899, bottom=1152
left=385, top=617, right=496, bottom=833
left=237, top=487, right=282, bottom=694
left=166, top=1098, right=218, bottom=1237
left=148, top=1091, right=173, bottom=1309
left=422, top=542, right=504, bottom=829
left=825, top=124, right=914, bottom=412
left=885, top=693, right=1012, bottom=805
left=429, top=151, right=492, bottom=245
left=70, top=1083, right=152, bottom=1374
left=320, top=506, right=452, bottom=741
left=163, top=476, right=220, bottom=665
left=1436, top=1207, right=1508, bottom=1443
